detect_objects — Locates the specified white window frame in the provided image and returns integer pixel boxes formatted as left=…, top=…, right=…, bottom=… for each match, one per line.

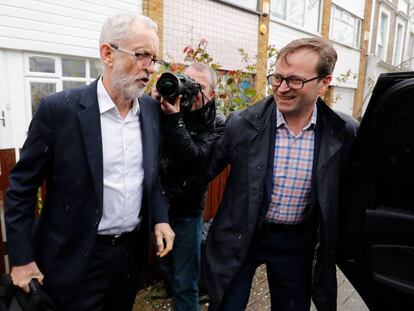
left=409, top=32, right=414, bottom=69
left=270, top=0, right=322, bottom=35
left=25, top=77, right=61, bottom=126
left=392, top=18, right=406, bottom=66
left=25, top=54, right=61, bottom=78
left=329, top=4, right=362, bottom=49
left=397, top=0, right=409, bottom=14
left=24, top=53, right=101, bottom=123
left=376, top=6, right=391, bottom=60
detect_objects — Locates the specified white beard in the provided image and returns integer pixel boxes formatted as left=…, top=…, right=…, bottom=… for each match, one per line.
left=111, top=61, right=145, bottom=100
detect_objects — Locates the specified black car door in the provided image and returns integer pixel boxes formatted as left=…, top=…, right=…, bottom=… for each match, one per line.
left=338, top=72, right=414, bottom=311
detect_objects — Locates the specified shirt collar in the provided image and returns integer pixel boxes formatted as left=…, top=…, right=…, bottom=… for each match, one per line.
left=276, top=103, right=317, bottom=131
left=97, top=77, right=140, bottom=116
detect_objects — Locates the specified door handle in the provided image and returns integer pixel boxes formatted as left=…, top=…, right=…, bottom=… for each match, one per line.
left=0, top=111, right=5, bottom=127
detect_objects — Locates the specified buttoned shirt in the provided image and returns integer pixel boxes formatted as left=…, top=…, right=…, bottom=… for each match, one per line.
left=265, top=105, right=317, bottom=224
left=97, top=78, right=144, bottom=234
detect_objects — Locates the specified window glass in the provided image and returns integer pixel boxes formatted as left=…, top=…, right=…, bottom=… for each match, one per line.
left=272, top=0, right=286, bottom=19
left=29, top=56, right=55, bottom=73
left=271, top=0, right=321, bottom=33
left=90, top=60, right=103, bottom=79
left=30, top=82, right=56, bottom=114
left=287, top=1, right=305, bottom=27
left=330, top=5, right=361, bottom=48
left=27, top=55, right=103, bottom=119
left=62, top=58, right=86, bottom=77
left=377, top=12, right=389, bottom=59
left=393, top=23, right=404, bottom=65
left=304, top=0, right=321, bottom=33
left=63, top=81, right=86, bottom=90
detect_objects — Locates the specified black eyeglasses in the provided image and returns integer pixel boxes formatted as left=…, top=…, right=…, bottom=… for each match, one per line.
left=109, top=43, right=167, bottom=70
left=267, top=74, right=325, bottom=90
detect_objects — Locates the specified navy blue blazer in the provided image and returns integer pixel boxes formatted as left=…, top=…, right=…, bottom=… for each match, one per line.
left=5, top=79, right=168, bottom=300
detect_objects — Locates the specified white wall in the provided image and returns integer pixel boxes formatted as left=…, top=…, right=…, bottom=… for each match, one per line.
left=0, top=0, right=143, bottom=148
left=269, top=23, right=361, bottom=89
left=163, top=0, right=258, bottom=70
left=332, top=86, right=355, bottom=116
left=269, top=20, right=318, bottom=49
left=0, top=0, right=142, bottom=58
left=331, top=43, right=360, bottom=88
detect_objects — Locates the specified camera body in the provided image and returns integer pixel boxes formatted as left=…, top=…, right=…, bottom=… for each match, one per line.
left=156, top=72, right=201, bottom=110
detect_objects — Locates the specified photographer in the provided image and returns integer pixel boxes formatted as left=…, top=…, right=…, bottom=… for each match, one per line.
left=154, top=63, right=224, bottom=311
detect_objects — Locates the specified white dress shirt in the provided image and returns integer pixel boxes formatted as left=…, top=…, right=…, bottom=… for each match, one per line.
left=97, top=78, right=144, bottom=235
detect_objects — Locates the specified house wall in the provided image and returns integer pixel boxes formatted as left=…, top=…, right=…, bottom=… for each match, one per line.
left=0, top=0, right=142, bottom=58
left=0, top=0, right=143, bottom=148
left=162, top=0, right=259, bottom=70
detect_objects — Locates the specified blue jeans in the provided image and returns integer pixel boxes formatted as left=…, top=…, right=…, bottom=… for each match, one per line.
left=160, top=215, right=203, bottom=311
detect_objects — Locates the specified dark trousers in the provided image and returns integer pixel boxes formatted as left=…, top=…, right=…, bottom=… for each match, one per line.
left=60, top=230, right=142, bottom=311
left=218, top=222, right=313, bottom=311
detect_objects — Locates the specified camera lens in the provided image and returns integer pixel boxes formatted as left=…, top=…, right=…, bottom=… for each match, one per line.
left=160, top=80, right=177, bottom=98
left=156, top=72, right=180, bottom=102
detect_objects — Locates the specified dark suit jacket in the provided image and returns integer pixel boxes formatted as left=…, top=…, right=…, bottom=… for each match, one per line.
left=5, top=79, right=168, bottom=303
left=201, top=96, right=359, bottom=310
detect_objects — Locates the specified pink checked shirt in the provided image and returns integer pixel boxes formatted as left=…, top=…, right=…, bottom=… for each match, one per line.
left=265, top=105, right=317, bottom=224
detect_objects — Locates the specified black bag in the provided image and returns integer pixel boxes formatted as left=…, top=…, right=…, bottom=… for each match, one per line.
left=0, top=275, right=56, bottom=311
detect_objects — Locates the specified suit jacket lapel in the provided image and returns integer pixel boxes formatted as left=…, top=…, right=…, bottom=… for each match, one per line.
left=77, top=80, right=103, bottom=210
left=138, top=96, right=154, bottom=192
left=316, top=99, right=346, bottom=173
left=241, top=97, right=276, bottom=221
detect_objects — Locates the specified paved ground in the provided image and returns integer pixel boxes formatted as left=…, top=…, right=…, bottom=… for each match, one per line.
left=133, top=265, right=368, bottom=311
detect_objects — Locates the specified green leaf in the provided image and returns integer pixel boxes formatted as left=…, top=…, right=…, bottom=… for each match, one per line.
left=244, top=87, right=257, bottom=97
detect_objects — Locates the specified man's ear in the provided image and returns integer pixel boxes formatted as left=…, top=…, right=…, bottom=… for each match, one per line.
left=318, top=75, right=332, bottom=96
left=209, top=90, right=216, bottom=100
left=100, top=43, right=114, bottom=67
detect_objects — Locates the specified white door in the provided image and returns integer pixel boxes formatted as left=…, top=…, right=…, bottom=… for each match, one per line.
left=0, top=50, right=13, bottom=149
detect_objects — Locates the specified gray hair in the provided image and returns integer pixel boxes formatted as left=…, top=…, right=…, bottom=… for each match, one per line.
left=185, top=62, right=217, bottom=91
left=99, top=13, right=158, bottom=46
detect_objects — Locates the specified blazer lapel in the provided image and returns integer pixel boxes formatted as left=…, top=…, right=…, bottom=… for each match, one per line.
left=316, top=100, right=346, bottom=173
left=138, top=96, right=155, bottom=192
left=77, top=80, right=103, bottom=210
left=241, top=98, right=276, bottom=221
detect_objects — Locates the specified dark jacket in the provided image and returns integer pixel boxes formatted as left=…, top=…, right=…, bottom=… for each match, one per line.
left=5, top=80, right=168, bottom=306
left=160, top=100, right=225, bottom=217
left=198, top=96, right=358, bottom=310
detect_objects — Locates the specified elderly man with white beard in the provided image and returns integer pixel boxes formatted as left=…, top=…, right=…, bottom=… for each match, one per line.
left=5, top=13, right=174, bottom=311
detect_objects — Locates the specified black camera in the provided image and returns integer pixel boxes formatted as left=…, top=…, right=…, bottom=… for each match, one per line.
left=156, top=72, right=201, bottom=110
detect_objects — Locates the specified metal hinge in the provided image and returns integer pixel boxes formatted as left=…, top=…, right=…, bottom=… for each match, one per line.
left=0, top=111, right=5, bottom=127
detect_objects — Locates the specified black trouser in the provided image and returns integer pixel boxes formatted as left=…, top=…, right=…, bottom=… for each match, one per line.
left=61, top=230, right=142, bottom=311
left=218, top=222, right=313, bottom=311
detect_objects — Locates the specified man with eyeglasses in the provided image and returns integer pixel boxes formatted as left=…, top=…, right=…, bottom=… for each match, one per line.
left=154, top=63, right=225, bottom=311
left=5, top=13, right=174, bottom=311
left=162, top=37, right=359, bottom=310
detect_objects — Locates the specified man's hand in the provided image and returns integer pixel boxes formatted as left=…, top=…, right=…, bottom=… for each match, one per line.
left=11, top=261, right=44, bottom=293
left=154, top=223, right=175, bottom=257
left=160, top=96, right=181, bottom=114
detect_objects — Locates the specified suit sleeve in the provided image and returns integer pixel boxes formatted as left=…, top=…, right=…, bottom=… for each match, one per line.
left=5, top=97, right=54, bottom=266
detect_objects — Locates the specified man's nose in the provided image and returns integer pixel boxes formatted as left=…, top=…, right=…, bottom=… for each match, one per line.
left=145, top=62, right=155, bottom=74
left=278, top=79, right=290, bottom=91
